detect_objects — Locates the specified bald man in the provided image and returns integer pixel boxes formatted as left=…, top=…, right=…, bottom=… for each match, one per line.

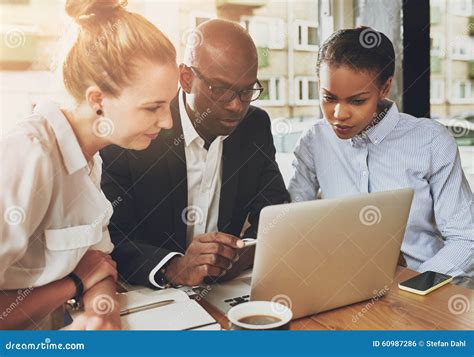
left=101, top=20, right=289, bottom=288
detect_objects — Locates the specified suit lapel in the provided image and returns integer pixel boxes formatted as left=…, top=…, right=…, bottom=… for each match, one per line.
left=218, top=127, right=241, bottom=232
left=163, top=94, right=188, bottom=247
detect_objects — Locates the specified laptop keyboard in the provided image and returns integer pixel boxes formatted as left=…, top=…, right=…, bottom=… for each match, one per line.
left=224, top=295, right=250, bottom=307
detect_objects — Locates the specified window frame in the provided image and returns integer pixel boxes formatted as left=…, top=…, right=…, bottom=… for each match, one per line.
left=430, top=78, right=445, bottom=104
left=241, top=16, right=285, bottom=50
left=451, top=36, right=474, bottom=61
left=450, top=0, right=473, bottom=16
left=294, top=76, right=319, bottom=105
left=189, top=11, right=216, bottom=28
left=294, top=20, right=319, bottom=51
left=450, top=79, right=474, bottom=103
left=254, top=76, right=286, bottom=106
left=430, top=33, right=445, bottom=57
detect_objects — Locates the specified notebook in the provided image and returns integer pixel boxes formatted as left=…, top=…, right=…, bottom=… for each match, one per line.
left=69, top=288, right=221, bottom=330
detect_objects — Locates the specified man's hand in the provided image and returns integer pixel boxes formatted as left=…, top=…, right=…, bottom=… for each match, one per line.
left=212, top=245, right=255, bottom=283
left=165, top=232, right=244, bottom=286
left=73, top=250, right=118, bottom=291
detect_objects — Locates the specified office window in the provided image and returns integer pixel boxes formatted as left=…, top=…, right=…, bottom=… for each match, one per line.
left=195, top=17, right=210, bottom=26
left=450, top=0, right=473, bottom=16
left=430, top=0, right=443, bottom=24
left=430, top=79, right=444, bottom=104
left=451, top=80, right=474, bottom=101
left=189, top=12, right=215, bottom=27
left=294, top=20, right=318, bottom=51
left=430, top=33, right=444, bottom=57
left=241, top=17, right=285, bottom=49
left=255, top=77, right=285, bottom=106
left=295, top=77, right=319, bottom=105
left=451, top=36, right=473, bottom=60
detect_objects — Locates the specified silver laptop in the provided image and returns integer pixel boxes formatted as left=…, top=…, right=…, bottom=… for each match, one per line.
left=203, top=188, right=414, bottom=319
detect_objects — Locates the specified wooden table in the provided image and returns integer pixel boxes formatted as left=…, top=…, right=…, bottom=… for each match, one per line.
left=199, top=267, right=473, bottom=330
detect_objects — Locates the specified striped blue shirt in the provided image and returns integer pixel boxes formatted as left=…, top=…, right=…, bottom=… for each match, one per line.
left=288, top=102, right=474, bottom=278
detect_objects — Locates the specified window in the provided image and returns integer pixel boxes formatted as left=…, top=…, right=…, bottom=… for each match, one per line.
left=450, top=0, right=473, bottom=16
left=189, top=12, right=216, bottom=27
left=451, top=80, right=474, bottom=102
left=241, top=16, right=285, bottom=49
left=430, top=0, right=443, bottom=24
left=430, top=79, right=444, bottom=104
left=430, top=33, right=444, bottom=57
left=255, top=77, right=285, bottom=106
left=295, top=77, right=319, bottom=105
left=195, top=17, right=211, bottom=26
left=294, top=20, right=318, bottom=51
left=451, top=36, right=473, bottom=60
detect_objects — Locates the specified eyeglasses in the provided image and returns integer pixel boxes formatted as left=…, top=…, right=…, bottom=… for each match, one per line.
left=189, top=66, right=264, bottom=103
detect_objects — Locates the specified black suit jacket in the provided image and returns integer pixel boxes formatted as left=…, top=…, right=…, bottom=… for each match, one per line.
left=100, top=94, right=289, bottom=286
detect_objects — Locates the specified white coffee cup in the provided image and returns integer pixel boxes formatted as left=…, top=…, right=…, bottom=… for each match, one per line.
left=227, top=301, right=293, bottom=330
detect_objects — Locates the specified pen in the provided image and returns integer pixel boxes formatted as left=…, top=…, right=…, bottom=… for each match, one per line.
left=120, top=299, right=175, bottom=316
left=242, top=238, right=257, bottom=247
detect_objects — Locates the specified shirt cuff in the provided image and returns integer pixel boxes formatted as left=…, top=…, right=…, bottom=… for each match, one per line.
left=148, top=252, right=184, bottom=288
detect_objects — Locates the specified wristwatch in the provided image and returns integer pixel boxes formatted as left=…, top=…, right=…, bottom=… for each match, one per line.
left=66, top=272, right=84, bottom=310
left=154, top=263, right=173, bottom=289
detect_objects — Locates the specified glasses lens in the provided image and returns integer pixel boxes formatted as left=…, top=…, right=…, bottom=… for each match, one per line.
left=240, top=89, right=262, bottom=102
left=212, top=88, right=236, bottom=102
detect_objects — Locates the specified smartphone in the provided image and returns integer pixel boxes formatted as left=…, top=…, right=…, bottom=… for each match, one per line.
left=398, top=271, right=452, bottom=295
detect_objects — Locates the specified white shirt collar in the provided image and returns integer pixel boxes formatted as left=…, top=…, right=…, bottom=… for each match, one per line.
left=178, top=89, right=228, bottom=148
left=33, top=101, right=88, bottom=175
left=178, top=90, right=201, bottom=148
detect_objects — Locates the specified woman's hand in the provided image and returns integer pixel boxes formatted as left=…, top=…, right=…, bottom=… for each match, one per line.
left=81, top=277, right=122, bottom=330
left=73, top=250, right=117, bottom=291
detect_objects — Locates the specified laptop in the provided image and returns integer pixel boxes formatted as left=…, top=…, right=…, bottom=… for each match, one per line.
left=202, top=188, right=414, bottom=319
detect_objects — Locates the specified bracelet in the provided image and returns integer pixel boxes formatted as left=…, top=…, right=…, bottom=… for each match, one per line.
left=67, top=272, right=84, bottom=300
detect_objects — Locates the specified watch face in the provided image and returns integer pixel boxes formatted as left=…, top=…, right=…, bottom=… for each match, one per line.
left=156, top=269, right=169, bottom=287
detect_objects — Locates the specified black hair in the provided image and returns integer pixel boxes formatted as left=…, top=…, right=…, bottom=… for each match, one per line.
left=316, top=27, right=395, bottom=86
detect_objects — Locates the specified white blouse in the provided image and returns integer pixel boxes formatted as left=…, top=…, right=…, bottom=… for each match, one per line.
left=0, top=102, right=114, bottom=290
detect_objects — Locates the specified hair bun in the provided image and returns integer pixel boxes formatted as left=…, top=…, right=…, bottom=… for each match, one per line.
left=65, top=0, right=127, bottom=22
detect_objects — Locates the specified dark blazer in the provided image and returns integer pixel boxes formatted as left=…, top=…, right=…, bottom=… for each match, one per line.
left=100, top=94, right=290, bottom=286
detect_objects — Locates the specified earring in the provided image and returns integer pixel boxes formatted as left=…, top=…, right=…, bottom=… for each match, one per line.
left=96, top=108, right=103, bottom=116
